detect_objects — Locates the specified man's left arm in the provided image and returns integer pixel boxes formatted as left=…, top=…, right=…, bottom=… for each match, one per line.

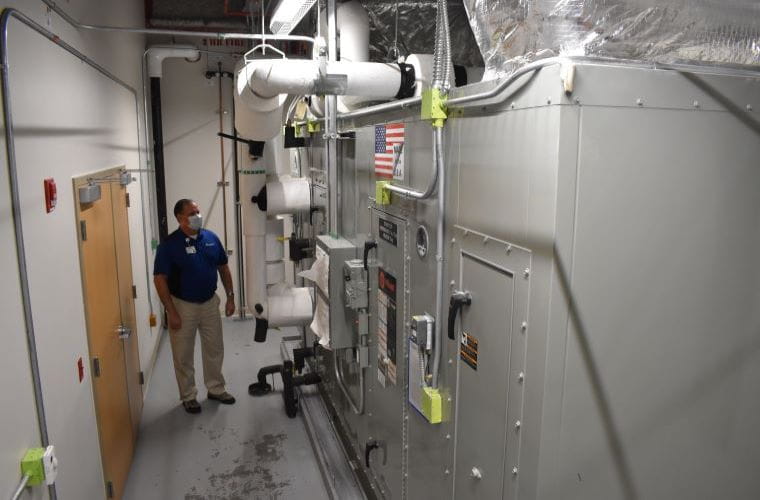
left=218, top=264, right=235, bottom=316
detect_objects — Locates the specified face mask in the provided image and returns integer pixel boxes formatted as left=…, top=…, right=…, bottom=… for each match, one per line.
left=188, top=214, right=203, bottom=231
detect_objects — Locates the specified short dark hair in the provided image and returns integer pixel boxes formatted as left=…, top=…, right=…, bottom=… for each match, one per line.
left=173, top=198, right=194, bottom=218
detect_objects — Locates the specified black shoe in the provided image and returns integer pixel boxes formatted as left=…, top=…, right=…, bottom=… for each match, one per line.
left=208, top=391, right=236, bottom=404
left=182, top=399, right=201, bottom=414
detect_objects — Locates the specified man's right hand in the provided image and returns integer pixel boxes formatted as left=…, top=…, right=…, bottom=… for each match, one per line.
left=168, top=310, right=182, bottom=330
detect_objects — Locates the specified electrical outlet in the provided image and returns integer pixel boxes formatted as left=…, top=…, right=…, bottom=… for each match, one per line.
left=42, top=446, right=58, bottom=485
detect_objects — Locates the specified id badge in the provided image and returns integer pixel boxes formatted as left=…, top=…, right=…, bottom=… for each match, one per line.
left=186, top=246, right=196, bottom=254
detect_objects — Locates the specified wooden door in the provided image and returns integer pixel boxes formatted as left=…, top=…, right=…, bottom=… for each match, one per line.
left=75, top=168, right=140, bottom=499
left=111, top=182, right=143, bottom=436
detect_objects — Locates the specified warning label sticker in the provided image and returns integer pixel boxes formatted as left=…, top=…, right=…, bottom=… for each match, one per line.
left=377, top=268, right=398, bottom=386
left=460, top=332, right=479, bottom=371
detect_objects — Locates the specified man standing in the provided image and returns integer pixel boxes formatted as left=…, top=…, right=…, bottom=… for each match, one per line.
left=154, top=199, right=236, bottom=413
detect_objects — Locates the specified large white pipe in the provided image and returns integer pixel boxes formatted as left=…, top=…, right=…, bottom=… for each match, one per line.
left=319, top=0, right=369, bottom=63
left=146, top=46, right=200, bottom=78
left=240, top=59, right=404, bottom=105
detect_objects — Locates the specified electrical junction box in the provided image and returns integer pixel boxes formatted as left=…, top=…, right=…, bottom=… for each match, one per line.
left=314, top=235, right=359, bottom=349
left=21, top=446, right=57, bottom=486
left=343, top=259, right=368, bottom=311
left=409, top=313, right=440, bottom=424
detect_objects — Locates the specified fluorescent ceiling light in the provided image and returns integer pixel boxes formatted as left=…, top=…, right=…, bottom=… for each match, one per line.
left=269, top=0, right=318, bottom=35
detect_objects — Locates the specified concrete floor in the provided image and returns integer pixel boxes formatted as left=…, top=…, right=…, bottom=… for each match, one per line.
left=124, top=319, right=329, bottom=500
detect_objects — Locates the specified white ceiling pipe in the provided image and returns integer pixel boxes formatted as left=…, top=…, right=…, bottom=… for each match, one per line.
left=146, top=46, right=200, bottom=78
left=240, top=59, right=403, bottom=102
left=319, top=0, right=369, bottom=63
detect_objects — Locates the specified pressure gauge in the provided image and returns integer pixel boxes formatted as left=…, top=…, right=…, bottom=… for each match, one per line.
left=416, top=225, right=429, bottom=259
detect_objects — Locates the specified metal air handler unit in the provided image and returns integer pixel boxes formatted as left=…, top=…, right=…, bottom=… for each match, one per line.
left=299, top=60, right=760, bottom=500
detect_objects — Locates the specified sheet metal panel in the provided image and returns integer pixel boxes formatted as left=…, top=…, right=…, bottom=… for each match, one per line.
left=555, top=103, right=760, bottom=500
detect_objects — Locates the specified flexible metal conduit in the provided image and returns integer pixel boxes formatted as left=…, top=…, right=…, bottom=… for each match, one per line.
left=0, top=8, right=144, bottom=500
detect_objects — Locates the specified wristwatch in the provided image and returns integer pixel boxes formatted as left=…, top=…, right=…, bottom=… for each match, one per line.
left=226, top=291, right=234, bottom=297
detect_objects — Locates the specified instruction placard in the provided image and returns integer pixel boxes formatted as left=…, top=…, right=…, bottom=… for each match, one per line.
left=377, top=268, right=398, bottom=387
left=460, top=332, right=479, bottom=371
left=379, top=218, right=398, bottom=247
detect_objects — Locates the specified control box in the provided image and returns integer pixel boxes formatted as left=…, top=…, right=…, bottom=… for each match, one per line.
left=343, top=259, right=368, bottom=311
left=314, top=235, right=359, bottom=349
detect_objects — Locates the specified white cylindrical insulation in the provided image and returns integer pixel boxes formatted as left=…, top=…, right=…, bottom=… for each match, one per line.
left=239, top=163, right=266, bottom=236
left=266, top=234, right=284, bottom=262
left=265, top=218, right=284, bottom=262
left=407, top=54, right=435, bottom=95
left=234, top=104, right=283, bottom=142
left=262, top=134, right=292, bottom=177
left=244, top=235, right=267, bottom=312
left=319, top=1, right=370, bottom=63
left=147, top=46, right=200, bottom=78
left=266, top=262, right=286, bottom=284
left=267, top=177, right=311, bottom=214
left=239, top=59, right=403, bottom=104
left=267, top=287, right=313, bottom=327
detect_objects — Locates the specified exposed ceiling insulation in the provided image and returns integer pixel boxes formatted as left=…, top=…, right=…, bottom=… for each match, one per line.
left=145, top=0, right=264, bottom=30
left=358, top=0, right=483, bottom=67
left=145, top=0, right=484, bottom=67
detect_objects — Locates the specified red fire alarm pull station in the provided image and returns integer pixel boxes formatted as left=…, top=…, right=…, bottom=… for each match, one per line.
left=44, top=178, right=57, bottom=213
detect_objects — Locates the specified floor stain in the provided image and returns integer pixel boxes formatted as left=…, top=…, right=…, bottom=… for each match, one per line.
left=187, top=433, right=291, bottom=499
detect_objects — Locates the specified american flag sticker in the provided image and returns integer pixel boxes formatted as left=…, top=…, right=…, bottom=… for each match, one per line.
left=374, top=123, right=405, bottom=180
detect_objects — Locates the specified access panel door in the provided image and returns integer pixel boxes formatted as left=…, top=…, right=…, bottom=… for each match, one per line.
left=366, top=209, right=407, bottom=498
left=454, top=253, right=515, bottom=499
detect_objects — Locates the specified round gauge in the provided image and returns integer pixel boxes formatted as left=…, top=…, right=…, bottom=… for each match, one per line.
left=416, top=225, right=429, bottom=259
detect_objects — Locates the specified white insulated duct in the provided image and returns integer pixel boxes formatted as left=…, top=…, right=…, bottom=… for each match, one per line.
left=146, top=46, right=200, bottom=78
left=237, top=106, right=313, bottom=340
left=239, top=59, right=406, bottom=107
left=318, top=0, right=369, bottom=64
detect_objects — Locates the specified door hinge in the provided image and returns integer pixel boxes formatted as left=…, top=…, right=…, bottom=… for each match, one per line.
left=80, top=220, right=87, bottom=241
left=125, top=192, right=130, bottom=208
left=132, top=285, right=137, bottom=299
left=92, top=357, right=101, bottom=377
left=106, top=480, right=114, bottom=498
left=139, top=371, right=145, bottom=385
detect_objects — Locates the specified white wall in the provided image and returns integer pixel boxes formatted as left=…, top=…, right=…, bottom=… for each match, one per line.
left=0, top=1, right=158, bottom=498
left=160, top=50, right=243, bottom=307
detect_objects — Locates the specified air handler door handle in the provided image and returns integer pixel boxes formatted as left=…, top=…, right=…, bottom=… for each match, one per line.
left=448, top=290, right=472, bottom=340
left=364, top=439, right=387, bottom=468
left=363, top=240, right=377, bottom=271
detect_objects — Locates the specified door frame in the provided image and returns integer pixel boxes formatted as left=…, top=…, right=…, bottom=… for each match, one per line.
left=73, top=166, right=142, bottom=498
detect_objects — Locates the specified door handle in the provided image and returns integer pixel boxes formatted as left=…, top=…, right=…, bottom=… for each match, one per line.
left=116, top=325, right=132, bottom=339
left=364, top=439, right=387, bottom=468
left=363, top=240, right=377, bottom=271
left=448, top=290, right=472, bottom=340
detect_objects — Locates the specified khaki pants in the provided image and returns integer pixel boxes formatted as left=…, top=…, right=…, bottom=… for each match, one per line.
left=169, top=294, right=226, bottom=401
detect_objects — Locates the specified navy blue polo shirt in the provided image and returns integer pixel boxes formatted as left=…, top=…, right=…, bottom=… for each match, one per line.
left=153, top=228, right=228, bottom=303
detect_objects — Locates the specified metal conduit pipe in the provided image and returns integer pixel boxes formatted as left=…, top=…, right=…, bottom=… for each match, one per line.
left=231, top=83, right=247, bottom=319
left=0, top=8, right=144, bottom=499
left=333, top=350, right=364, bottom=414
left=430, top=126, right=446, bottom=388
left=11, top=474, right=31, bottom=500
left=39, top=0, right=315, bottom=44
left=334, top=58, right=571, bottom=123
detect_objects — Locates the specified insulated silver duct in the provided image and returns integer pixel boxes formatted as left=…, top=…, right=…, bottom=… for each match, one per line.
left=463, top=0, right=760, bottom=77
